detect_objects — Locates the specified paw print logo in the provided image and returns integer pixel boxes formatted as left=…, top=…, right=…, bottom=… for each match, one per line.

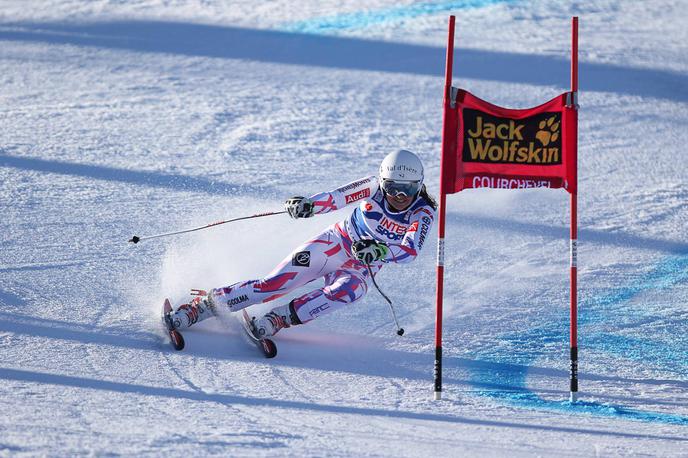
left=535, top=116, right=560, bottom=146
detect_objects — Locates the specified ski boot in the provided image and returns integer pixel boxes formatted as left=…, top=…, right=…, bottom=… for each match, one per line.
left=170, top=289, right=217, bottom=330
left=253, top=302, right=302, bottom=337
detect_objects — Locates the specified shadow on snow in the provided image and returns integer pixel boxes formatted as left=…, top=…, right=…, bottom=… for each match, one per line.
left=1, top=365, right=686, bottom=440
left=0, top=20, right=686, bottom=102
left=0, top=152, right=278, bottom=198
left=3, top=311, right=687, bottom=428
left=451, top=211, right=688, bottom=255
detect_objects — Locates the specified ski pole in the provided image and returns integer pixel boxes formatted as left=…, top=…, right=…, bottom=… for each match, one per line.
left=128, top=210, right=287, bottom=244
left=366, top=264, right=404, bottom=336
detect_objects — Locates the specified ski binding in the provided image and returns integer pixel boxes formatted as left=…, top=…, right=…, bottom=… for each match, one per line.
left=239, top=309, right=277, bottom=358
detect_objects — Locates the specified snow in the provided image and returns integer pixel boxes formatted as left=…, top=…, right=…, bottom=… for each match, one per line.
left=1, top=0, right=687, bottom=455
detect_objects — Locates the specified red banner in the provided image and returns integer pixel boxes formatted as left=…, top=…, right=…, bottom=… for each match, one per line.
left=441, top=89, right=577, bottom=194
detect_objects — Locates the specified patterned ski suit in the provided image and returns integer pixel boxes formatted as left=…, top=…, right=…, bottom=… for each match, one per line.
left=198, top=176, right=435, bottom=326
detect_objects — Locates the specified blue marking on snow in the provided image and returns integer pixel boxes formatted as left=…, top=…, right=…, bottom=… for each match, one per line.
left=466, top=252, right=688, bottom=426
left=476, top=387, right=688, bottom=426
left=578, top=253, right=688, bottom=372
left=583, top=254, right=688, bottom=319
left=281, top=0, right=519, bottom=34
left=587, top=333, right=688, bottom=375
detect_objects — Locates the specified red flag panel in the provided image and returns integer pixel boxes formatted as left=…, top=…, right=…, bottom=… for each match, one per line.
left=442, top=89, right=577, bottom=195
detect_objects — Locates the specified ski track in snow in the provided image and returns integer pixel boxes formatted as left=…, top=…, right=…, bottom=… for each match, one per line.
left=1, top=0, right=687, bottom=455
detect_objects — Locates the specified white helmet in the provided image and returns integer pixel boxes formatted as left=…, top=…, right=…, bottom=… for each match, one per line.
left=379, top=149, right=424, bottom=197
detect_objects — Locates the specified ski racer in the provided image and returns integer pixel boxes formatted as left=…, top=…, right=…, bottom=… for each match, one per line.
left=168, top=149, right=437, bottom=337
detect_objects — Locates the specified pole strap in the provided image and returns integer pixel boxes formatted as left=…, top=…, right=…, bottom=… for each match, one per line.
left=570, top=239, right=578, bottom=268
left=437, top=238, right=445, bottom=267
left=570, top=346, right=579, bottom=393
left=449, top=86, right=459, bottom=109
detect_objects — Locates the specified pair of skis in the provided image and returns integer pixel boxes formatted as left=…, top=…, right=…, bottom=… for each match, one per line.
left=161, top=298, right=277, bottom=358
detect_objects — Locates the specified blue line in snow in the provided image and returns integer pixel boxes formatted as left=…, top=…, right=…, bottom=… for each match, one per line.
left=466, top=252, right=688, bottom=426
left=584, top=254, right=688, bottom=316
left=477, top=387, right=688, bottom=426
left=280, top=0, right=519, bottom=34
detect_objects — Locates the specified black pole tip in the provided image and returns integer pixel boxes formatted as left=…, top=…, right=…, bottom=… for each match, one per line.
left=397, top=328, right=405, bottom=336
left=129, top=236, right=140, bottom=244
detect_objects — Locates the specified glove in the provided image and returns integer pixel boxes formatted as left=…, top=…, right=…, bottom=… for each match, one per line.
left=351, top=239, right=389, bottom=264
left=285, top=196, right=314, bottom=219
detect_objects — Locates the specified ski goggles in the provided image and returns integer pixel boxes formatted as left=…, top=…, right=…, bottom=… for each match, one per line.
left=381, top=179, right=422, bottom=198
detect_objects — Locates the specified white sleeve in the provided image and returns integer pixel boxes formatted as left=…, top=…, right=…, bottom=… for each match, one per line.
left=309, top=176, right=379, bottom=215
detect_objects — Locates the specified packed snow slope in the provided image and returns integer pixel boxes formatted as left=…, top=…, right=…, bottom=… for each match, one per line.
left=1, top=0, right=687, bottom=456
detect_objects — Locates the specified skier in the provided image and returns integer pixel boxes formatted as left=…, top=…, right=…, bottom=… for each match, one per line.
left=168, top=149, right=436, bottom=338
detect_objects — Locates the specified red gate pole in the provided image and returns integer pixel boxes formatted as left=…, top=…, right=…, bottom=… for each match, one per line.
left=434, top=15, right=456, bottom=401
left=569, top=16, right=580, bottom=403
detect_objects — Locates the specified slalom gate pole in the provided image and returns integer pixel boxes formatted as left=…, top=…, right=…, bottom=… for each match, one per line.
left=434, top=15, right=455, bottom=401
left=128, top=210, right=287, bottom=244
left=569, top=16, right=580, bottom=403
